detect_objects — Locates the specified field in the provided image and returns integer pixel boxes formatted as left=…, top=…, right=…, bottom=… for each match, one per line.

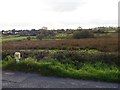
left=2, top=37, right=118, bottom=52
left=1, top=36, right=27, bottom=42
left=2, top=31, right=120, bottom=83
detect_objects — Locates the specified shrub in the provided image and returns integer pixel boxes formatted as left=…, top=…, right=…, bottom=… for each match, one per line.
left=21, top=51, right=49, bottom=61
left=4, top=55, right=14, bottom=61
left=52, top=51, right=119, bottom=66
left=73, top=30, right=94, bottom=39
left=27, top=36, right=31, bottom=40
left=2, top=50, right=119, bottom=66
left=36, top=34, right=45, bottom=40
left=2, top=51, right=15, bottom=60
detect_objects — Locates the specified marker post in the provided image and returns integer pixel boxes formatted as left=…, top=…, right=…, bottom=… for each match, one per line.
left=14, top=52, right=21, bottom=63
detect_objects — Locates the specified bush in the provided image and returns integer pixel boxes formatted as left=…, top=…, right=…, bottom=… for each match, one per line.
left=2, top=51, right=15, bottom=60
left=21, top=51, right=49, bottom=61
left=2, top=50, right=119, bottom=66
left=4, top=55, right=14, bottom=61
left=36, top=34, right=45, bottom=40
left=27, top=36, right=31, bottom=40
left=73, top=30, right=94, bottom=39
left=52, top=51, right=119, bottom=66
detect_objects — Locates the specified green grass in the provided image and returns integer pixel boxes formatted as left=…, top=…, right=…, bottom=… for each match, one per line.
left=1, top=36, right=27, bottom=42
left=0, top=34, right=103, bottom=42
left=20, top=49, right=99, bottom=53
left=2, top=57, right=120, bottom=83
left=94, top=32, right=118, bottom=38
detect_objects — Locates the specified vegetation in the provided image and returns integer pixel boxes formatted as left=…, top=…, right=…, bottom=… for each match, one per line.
left=2, top=50, right=119, bottom=66
left=2, top=57, right=120, bottom=83
left=2, top=37, right=118, bottom=52
left=73, top=30, right=94, bottom=39
left=27, top=36, right=31, bottom=40
left=1, top=26, right=119, bottom=83
left=1, top=36, right=27, bottom=42
left=36, top=34, right=45, bottom=40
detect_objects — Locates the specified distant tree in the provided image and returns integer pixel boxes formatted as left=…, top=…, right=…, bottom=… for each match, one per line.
left=12, top=29, right=16, bottom=35
left=27, top=36, right=31, bottom=40
left=41, top=26, right=48, bottom=30
left=2, top=30, right=4, bottom=34
left=31, top=29, right=36, bottom=31
left=77, top=26, right=82, bottom=30
left=36, top=34, right=45, bottom=40
left=73, top=30, right=94, bottom=39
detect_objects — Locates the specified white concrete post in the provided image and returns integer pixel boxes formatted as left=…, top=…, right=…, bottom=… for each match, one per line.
left=14, top=52, right=21, bottom=63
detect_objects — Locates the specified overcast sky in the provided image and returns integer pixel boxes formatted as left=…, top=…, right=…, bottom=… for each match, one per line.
left=0, top=0, right=119, bottom=30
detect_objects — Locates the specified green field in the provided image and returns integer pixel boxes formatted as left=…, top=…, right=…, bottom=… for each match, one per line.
left=1, top=36, right=27, bottom=42
left=1, top=36, right=36, bottom=42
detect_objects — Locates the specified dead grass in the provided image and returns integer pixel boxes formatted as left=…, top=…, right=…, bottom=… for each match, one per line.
left=2, top=37, right=118, bottom=52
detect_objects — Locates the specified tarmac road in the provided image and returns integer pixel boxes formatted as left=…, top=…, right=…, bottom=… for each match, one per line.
left=2, top=70, right=120, bottom=88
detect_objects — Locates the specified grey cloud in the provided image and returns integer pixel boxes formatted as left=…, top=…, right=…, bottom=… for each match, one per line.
left=46, top=0, right=86, bottom=12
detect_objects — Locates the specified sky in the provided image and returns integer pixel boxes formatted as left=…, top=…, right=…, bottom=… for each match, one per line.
left=0, top=0, right=119, bottom=30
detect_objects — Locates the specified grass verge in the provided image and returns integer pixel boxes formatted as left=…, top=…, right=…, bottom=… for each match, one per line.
left=2, top=57, right=120, bottom=83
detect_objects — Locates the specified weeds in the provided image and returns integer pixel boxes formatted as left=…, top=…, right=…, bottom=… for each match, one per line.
left=2, top=57, right=120, bottom=83
left=2, top=50, right=119, bottom=66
